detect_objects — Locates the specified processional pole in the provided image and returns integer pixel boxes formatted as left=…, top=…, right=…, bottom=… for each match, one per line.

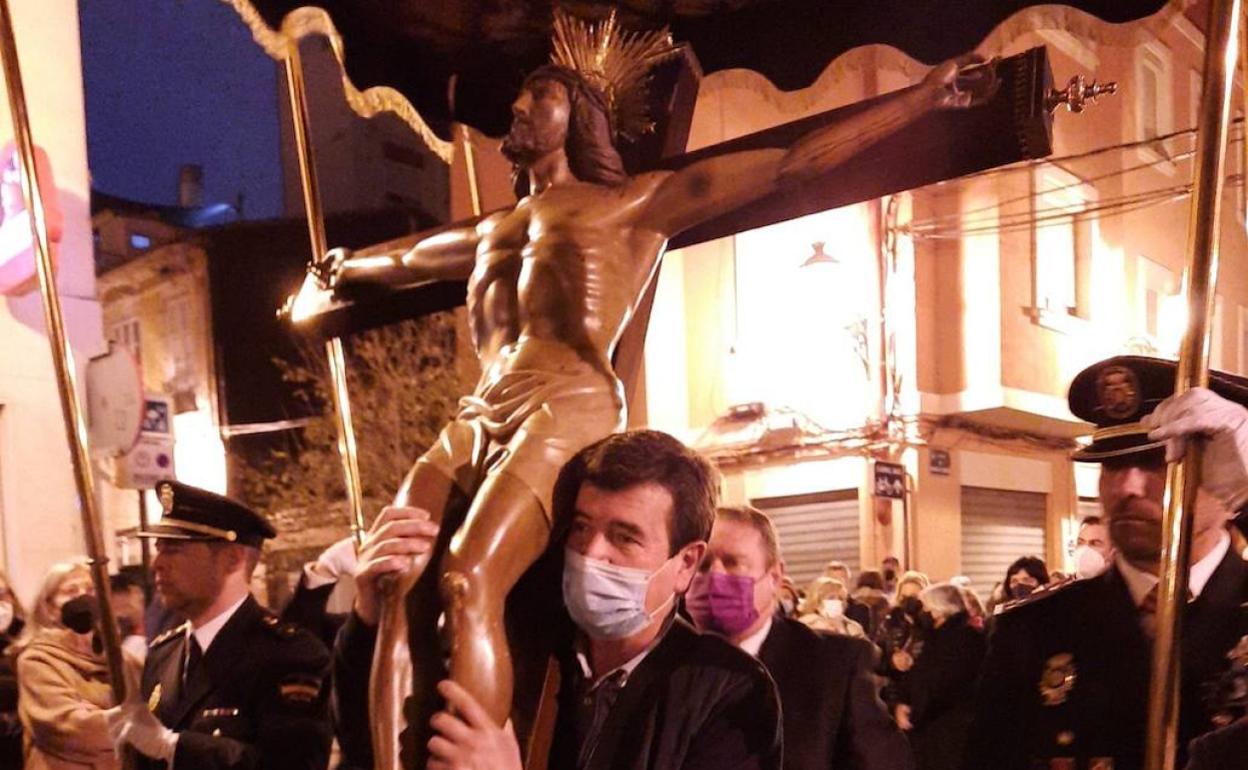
left=281, top=38, right=367, bottom=548
left=1144, top=0, right=1240, bottom=768
left=0, top=0, right=131, bottom=712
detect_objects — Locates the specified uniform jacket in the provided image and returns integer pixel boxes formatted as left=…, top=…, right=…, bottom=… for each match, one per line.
left=548, top=616, right=782, bottom=770
left=140, top=595, right=332, bottom=770
left=967, top=550, right=1248, bottom=770
left=16, top=627, right=141, bottom=770
left=757, top=615, right=912, bottom=770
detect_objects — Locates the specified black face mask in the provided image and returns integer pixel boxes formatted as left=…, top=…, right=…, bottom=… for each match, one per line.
left=916, top=611, right=936, bottom=632
left=61, top=595, right=98, bottom=635
left=900, top=596, right=923, bottom=618
left=883, top=568, right=897, bottom=583
left=1009, top=583, right=1036, bottom=601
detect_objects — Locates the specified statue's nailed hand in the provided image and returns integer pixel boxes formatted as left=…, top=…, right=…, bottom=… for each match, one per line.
left=352, top=505, right=440, bottom=626
left=926, top=55, right=1000, bottom=110
left=312, top=246, right=352, bottom=291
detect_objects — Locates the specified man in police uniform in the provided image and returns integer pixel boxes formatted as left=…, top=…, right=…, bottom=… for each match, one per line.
left=967, top=356, right=1248, bottom=770
left=106, top=481, right=333, bottom=770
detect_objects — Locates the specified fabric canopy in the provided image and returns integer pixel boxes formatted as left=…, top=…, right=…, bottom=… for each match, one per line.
left=229, top=0, right=1173, bottom=141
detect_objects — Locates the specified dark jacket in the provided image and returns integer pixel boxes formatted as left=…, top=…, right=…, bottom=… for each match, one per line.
left=900, top=614, right=983, bottom=770
left=139, top=595, right=332, bottom=770
left=757, top=616, right=912, bottom=770
left=1183, top=716, right=1248, bottom=770
left=967, top=551, right=1248, bottom=770
left=334, top=612, right=782, bottom=770
left=280, top=576, right=346, bottom=653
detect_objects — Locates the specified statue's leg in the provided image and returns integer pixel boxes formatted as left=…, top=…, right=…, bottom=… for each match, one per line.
left=439, top=470, right=550, bottom=726
left=372, top=459, right=461, bottom=770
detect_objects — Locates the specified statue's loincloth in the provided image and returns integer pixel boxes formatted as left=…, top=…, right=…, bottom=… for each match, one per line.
left=419, top=366, right=625, bottom=519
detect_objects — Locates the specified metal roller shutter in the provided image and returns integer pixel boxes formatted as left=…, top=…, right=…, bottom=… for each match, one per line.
left=753, top=491, right=861, bottom=586
left=960, top=486, right=1047, bottom=599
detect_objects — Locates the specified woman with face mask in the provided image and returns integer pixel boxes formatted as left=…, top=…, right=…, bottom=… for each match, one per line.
left=12, top=560, right=140, bottom=770
left=796, top=577, right=867, bottom=638
left=875, top=569, right=931, bottom=719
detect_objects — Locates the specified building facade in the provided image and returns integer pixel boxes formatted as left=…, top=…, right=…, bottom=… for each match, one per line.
left=634, top=9, right=1245, bottom=597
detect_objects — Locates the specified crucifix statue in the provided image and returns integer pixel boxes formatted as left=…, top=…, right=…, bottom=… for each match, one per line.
left=303, top=9, right=997, bottom=768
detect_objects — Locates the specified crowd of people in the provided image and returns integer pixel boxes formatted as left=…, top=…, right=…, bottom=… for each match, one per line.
left=1, top=356, right=1247, bottom=770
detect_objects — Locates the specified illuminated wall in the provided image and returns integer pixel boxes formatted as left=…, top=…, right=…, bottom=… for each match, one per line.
left=0, top=0, right=105, bottom=601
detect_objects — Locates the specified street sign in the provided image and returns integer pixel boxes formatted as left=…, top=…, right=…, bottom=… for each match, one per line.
left=104, top=395, right=175, bottom=490
left=86, top=342, right=143, bottom=457
left=873, top=461, right=906, bottom=500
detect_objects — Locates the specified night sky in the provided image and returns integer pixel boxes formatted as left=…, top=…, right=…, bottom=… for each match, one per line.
left=78, top=0, right=283, bottom=219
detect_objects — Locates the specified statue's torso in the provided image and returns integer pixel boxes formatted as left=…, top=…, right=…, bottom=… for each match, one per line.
left=466, top=174, right=669, bottom=384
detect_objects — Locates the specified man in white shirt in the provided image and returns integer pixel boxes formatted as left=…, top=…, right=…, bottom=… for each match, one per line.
left=105, top=480, right=333, bottom=770
left=969, top=356, right=1248, bottom=770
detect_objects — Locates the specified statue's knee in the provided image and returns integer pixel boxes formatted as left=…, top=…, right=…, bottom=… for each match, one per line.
left=439, top=569, right=474, bottom=613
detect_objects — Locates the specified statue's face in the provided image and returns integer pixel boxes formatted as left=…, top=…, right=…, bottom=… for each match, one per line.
left=503, top=77, right=571, bottom=165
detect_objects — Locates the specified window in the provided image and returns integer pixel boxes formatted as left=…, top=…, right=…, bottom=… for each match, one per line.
left=108, top=318, right=141, bottom=359
left=1032, top=166, right=1094, bottom=322
left=1189, top=68, right=1201, bottom=130
left=1137, top=256, right=1178, bottom=352
left=1238, top=305, right=1248, bottom=375
left=1135, top=43, right=1173, bottom=162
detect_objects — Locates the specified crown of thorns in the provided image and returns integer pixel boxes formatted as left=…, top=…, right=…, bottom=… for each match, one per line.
left=549, top=8, right=681, bottom=141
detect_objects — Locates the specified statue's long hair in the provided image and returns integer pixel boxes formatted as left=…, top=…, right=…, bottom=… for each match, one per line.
left=503, top=65, right=627, bottom=190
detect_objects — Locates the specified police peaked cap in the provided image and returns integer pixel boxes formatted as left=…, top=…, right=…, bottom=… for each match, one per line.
left=135, top=480, right=275, bottom=547
left=1068, top=355, right=1248, bottom=462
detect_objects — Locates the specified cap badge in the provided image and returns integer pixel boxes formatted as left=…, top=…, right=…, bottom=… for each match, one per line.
left=1096, top=365, right=1141, bottom=420
left=1039, top=653, right=1077, bottom=706
left=157, top=483, right=175, bottom=515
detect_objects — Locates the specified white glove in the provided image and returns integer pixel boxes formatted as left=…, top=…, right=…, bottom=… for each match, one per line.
left=1142, top=387, right=1248, bottom=511
left=306, top=536, right=358, bottom=587
left=105, top=700, right=178, bottom=761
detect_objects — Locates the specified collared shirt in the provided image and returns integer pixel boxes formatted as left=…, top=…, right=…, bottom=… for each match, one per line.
left=736, top=616, right=774, bottom=658
left=1116, top=532, right=1231, bottom=607
left=189, top=593, right=249, bottom=654
left=570, top=614, right=675, bottom=768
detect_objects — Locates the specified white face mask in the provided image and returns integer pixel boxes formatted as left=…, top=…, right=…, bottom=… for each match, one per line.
left=1073, top=545, right=1108, bottom=579
left=0, top=600, right=12, bottom=634
left=821, top=598, right=844, bottom=617
left=562, top=548, right=677, bottom=640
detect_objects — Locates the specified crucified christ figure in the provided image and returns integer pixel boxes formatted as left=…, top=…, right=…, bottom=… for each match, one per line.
left=312, top=19, right=995, bottom=767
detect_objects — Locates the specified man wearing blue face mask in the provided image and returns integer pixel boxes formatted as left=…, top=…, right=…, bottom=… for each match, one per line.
left=687, top=506, right=913, bottom=770
left=334, top=430, right=782, bottom=770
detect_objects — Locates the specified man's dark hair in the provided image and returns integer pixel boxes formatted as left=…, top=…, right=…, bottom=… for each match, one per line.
left=553, top=430, right=719, bottom=555
left=109, top=571, right=144, bottom=594
left=1004, top=555, right=1049, bottom=587
left=1079, top=515, right=1103, bottom=528
left=856, top=569, right=885, bottom=591
left=504, top=65, right=628, bottom=188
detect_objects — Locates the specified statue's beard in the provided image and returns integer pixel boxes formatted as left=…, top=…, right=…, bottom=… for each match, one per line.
left=502, top=120, right=564, bottom=167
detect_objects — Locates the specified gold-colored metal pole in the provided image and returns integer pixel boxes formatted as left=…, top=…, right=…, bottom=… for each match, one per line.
left=1145, top=1, right=1240, bottom=768
left=0, top=0, right=129, bottom=701
left=459, top=124, right=483, bottom=217
left=282, top=41, right=367, bottom=548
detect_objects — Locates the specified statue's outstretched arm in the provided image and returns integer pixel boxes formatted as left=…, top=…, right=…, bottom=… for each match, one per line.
left=640, top=56, right=996, bottom=238
left=320, top=215, right=491, bottom=294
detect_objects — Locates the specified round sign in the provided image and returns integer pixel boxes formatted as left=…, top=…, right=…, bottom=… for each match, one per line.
left=86, top=343, right=144, bottom=456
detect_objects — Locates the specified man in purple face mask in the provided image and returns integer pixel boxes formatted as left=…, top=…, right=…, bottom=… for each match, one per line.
left=689, top=506, right=913, bottom=770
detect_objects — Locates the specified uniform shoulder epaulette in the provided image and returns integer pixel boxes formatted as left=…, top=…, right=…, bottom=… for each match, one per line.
left=150, top=621, right=190, bottom=648
left=260, top=613, right=303, bottom=640
left=996, top=577, right=1087, bottom=616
